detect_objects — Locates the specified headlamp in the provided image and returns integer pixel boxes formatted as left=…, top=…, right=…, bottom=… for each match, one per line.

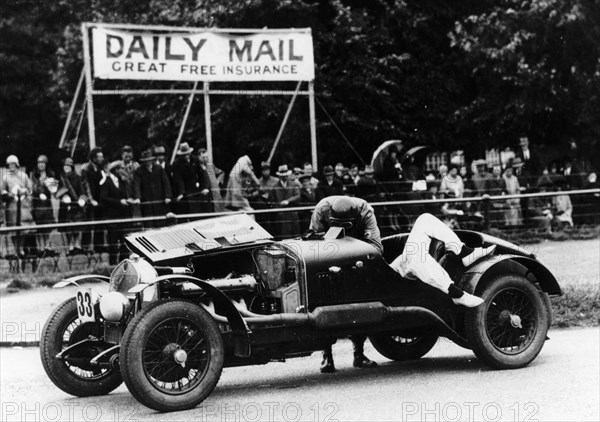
left=99, top=292, right=130, bottom=322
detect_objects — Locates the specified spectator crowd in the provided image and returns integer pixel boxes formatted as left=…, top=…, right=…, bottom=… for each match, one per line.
left=1, top=137, right=599, bottom=267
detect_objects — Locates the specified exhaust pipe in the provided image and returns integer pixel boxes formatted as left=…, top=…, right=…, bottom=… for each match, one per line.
left=212, top=301, right=469, bottom=348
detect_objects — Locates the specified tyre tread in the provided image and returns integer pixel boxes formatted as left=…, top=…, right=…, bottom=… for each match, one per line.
left=120, top=299, right=224, bottom=412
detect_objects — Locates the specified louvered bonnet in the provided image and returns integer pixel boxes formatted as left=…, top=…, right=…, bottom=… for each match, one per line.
left=125, top=214, right=273, bottom=264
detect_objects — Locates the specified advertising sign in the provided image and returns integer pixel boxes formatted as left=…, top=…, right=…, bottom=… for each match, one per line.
left=89, top=25, right=315, bottom=82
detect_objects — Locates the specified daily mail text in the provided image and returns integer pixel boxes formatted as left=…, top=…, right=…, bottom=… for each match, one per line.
left=89, top=25, right=315, bottom=82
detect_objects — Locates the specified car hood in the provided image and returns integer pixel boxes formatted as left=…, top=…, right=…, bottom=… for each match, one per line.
left=124, top=214, right=273, bottom=264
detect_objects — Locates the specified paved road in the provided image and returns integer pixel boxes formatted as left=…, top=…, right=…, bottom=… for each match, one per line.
left=1, top=327, right=598, bottom=422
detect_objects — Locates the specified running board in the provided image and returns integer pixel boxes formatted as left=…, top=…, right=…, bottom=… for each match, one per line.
left=385, top=306, right=470, bottom=349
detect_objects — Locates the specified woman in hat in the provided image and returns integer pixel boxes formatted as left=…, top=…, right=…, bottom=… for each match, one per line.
left=551, top=177, right=574, bottom=230
left=30, top=155, right=56, bottom=253
left=1, top=154, right=35, bottom=257
left=57, top=157, right=86, bottom=253
left=439, top=164, right=464, bottom=198
left=502, top=164, right=523, bottom=226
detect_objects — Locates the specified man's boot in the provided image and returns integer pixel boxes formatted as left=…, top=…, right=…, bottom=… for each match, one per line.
left=320, top=345, right=336, bottom=373
left=351, top=336, right=378, bottom=368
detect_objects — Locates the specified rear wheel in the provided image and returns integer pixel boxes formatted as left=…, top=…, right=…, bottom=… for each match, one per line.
left=466, top=274, right=549, bottom=369
left=120, top=299, right=224, bottom=412
left=39, top=298, right=123, bottom=396
left=370, top=331, right=439, bottom=361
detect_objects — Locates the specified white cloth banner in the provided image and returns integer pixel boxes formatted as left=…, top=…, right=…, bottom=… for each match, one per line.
left=90, top=26, right=315, bottom=82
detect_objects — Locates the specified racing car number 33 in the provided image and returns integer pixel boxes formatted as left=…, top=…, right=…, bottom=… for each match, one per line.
left=76, top=289, right=95, bottom=322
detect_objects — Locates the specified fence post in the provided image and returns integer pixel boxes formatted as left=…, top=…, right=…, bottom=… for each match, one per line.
left=16, top=194, right=22, bottom=273
left=482, top=194, right=491, bottom=231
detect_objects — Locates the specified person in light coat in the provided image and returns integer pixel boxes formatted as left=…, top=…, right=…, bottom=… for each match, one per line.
left=1, top=154, right=35, bottom=257
left=224, top=155, right=260, bottom=213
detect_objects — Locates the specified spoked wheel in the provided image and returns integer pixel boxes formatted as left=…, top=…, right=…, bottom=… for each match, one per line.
left=370, top=331, right=439, bottom=361
left=466, top=274, right=549, bottom=369
left=120, top=300, right=224, bottom=412
left=40, top=298, right=123, bottom=396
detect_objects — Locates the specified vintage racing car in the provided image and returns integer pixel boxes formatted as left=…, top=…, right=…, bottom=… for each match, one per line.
left=40, top=214, right=561, bottom=412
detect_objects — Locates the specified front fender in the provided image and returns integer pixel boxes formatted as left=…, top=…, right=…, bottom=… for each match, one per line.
left=460, top=254, right=562, bottom=296
left=53, top=275, right=110, bottom=289
left=149, top=275, right=251, bottom=358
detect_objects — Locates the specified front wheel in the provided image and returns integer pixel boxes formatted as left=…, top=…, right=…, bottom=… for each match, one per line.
left=466, top=274, right=549, bottom=369
left=370, top=332, right=439, bottom=361
left=120, top=299, right=224, bottom=412
left=39, top=298, right=123, bottom=396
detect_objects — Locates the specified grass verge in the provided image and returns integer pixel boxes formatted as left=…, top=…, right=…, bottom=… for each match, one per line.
left=3, top=263, right=114, bottom=292
left=488, top=224, right=600, bottom=244
left=551, top=282, right=600, bottom=328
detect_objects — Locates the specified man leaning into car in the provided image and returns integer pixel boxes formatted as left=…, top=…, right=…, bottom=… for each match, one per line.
left=310, top=195, right=382, bottom=373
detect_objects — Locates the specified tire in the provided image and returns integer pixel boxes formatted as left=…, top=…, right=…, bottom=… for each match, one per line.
left=370, top=332, right=439, bottom=361
left=120, top=299, right=224, bottom=412
left=39, top=297, right=123, bottom=396
left=541, top=291, right=553, bottom=326
left=466, top=274, right=549, bottom=369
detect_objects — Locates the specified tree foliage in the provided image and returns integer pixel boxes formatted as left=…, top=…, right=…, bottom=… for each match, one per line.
left=1, top=0, right=598, bottom=172
left=450, top=0, right=600, bottom=166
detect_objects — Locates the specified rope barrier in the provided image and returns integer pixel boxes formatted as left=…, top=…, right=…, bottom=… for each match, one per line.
left=1, top=188, right=597, bottom=234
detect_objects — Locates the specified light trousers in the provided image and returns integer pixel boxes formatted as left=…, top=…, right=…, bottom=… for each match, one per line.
left=390, top=213, right=464, bottom=292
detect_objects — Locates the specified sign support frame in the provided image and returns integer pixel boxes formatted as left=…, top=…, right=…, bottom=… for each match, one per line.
left=308, top=80, right=318, bottom=171
left=58, top=69, right=85, bottom=149
left=203, top=81, right=214, bottom=165
left=171, top=81, right=199, bottom=164
left=81, top=23, right=97, bottom=150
